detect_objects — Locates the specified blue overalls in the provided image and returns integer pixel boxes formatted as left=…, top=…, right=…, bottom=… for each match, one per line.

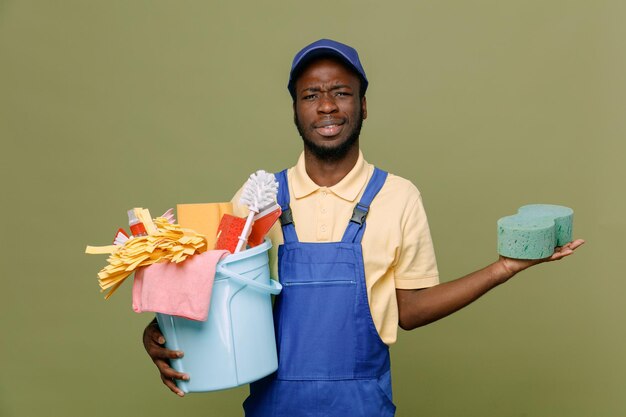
left=243, top=167, right=396, bottom=417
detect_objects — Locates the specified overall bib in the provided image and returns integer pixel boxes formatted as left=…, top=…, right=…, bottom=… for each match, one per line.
left=243, top=168, right=396, bottom=417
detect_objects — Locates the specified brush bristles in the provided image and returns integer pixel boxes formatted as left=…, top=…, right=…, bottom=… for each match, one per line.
left=239, top=170, right=279, bottom=212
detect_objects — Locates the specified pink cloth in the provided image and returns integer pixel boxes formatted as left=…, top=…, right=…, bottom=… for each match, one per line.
left=132, top=250, right=229, bottom=321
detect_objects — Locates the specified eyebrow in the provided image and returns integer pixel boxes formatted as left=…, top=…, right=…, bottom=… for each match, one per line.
left=300, top=84, right=353, bottom=94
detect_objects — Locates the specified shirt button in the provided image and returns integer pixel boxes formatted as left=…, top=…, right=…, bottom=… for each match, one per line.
left=321, top=208, right=326, bottom=214
left=321, top=225, right=327, bottom=232
left=321, top=191, right=327, bottom=197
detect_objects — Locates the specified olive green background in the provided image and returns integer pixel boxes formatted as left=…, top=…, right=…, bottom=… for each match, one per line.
left=1, top=1, right=624, bottom=416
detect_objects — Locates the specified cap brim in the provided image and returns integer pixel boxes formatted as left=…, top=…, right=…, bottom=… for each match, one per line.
left=288, top=47, right=365, bottom=97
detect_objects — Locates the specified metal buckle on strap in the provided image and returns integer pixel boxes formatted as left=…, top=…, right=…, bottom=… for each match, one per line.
left=280, top=208, right=294, bottom=226
left=350, top=204, right=369, bottom=225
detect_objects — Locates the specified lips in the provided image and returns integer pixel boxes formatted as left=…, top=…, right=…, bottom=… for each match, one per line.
left=313, top=118, right=345, bottom=137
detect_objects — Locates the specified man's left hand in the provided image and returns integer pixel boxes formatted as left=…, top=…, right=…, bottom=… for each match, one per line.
left=498, top=239, right=586, bottom=277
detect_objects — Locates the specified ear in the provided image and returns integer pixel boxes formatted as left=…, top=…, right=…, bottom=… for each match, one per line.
left=361, top=96, right=367, bottom=120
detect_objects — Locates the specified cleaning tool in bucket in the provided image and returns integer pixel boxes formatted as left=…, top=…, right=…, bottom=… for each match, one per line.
left=86, top=213, right=209, bottom=299
left=247, top=203, right=282, bottom=248
left=132, top=249, right=229, bottom=321
left=156, top=238, right=282, bottom=393
left=215, top=214, right=247, bottom=253
left=177, top=202, right=233, bottom=250
left=235, top=170, right=279, bottom=253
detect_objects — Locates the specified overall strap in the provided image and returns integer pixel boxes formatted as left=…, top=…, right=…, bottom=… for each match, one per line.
left=275, top=169, right=299, bottom=243
left=341, top=167, right=388, bottom=244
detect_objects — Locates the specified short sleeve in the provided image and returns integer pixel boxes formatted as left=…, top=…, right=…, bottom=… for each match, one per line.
left=393, top=192, right=439, bottom=290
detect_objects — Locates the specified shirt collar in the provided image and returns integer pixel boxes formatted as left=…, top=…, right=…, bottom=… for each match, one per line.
left=292, top=150, right=370, bottom=202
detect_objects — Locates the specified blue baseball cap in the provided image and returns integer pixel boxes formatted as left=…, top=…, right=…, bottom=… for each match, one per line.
left=287, top=39, right=368, bottom=99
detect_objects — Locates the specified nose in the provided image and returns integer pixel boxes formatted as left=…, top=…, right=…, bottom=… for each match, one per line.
left=317, top=93, right=338, bottom=114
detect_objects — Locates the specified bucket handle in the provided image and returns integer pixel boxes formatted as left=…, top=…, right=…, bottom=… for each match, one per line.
left=216, top=264, right=282, bottom=295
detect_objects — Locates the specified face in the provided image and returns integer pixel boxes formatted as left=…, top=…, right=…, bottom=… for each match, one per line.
left=293, top=58, right=367, bottom=162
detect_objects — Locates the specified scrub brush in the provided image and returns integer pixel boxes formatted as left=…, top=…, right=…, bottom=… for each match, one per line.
left=235, top=170, right=279, bottom=253
left=247, top=204, right=282, bottom=247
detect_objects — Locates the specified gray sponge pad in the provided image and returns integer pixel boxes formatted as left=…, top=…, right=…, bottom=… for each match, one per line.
left=497, top=204, right=573, bottom=259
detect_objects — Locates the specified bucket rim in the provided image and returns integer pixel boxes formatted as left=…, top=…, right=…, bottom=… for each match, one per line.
left=220, top=238, right=272, bottom=265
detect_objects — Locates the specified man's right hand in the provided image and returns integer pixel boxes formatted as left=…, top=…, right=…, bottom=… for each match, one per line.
left=143, top=319, right=189, bottom=397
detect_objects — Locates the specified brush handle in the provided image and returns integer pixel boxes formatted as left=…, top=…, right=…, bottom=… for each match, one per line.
left=234, top=211, right=256, bottom=253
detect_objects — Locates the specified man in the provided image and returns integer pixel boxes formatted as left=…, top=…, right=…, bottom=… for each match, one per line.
left=143, top=39, right=584, bottom=416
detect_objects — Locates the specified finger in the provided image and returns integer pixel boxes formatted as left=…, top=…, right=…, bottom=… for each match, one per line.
left=551, top=242, right=577, bottom=259
left=155, top=359, right=190, bottom=381
left=150, top=329, right=166, bottom=346
left=552, top=239, right=585, bottom=259
left=143, top=322, right=167, bottom=346
left=556, top=239, right=585, bottom=252
left=550, top=249, right=573, bottom=261
left=568, top=239, right=585, bottom=250
left=151, top=345, right=184, bottom=360
left=145, top=328, right=183, bottom=359
left=160, top=373, right=185, bottom=397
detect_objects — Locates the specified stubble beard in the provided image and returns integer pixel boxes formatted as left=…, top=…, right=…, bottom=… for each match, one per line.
left=295, top=108, right=364, bottom=163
